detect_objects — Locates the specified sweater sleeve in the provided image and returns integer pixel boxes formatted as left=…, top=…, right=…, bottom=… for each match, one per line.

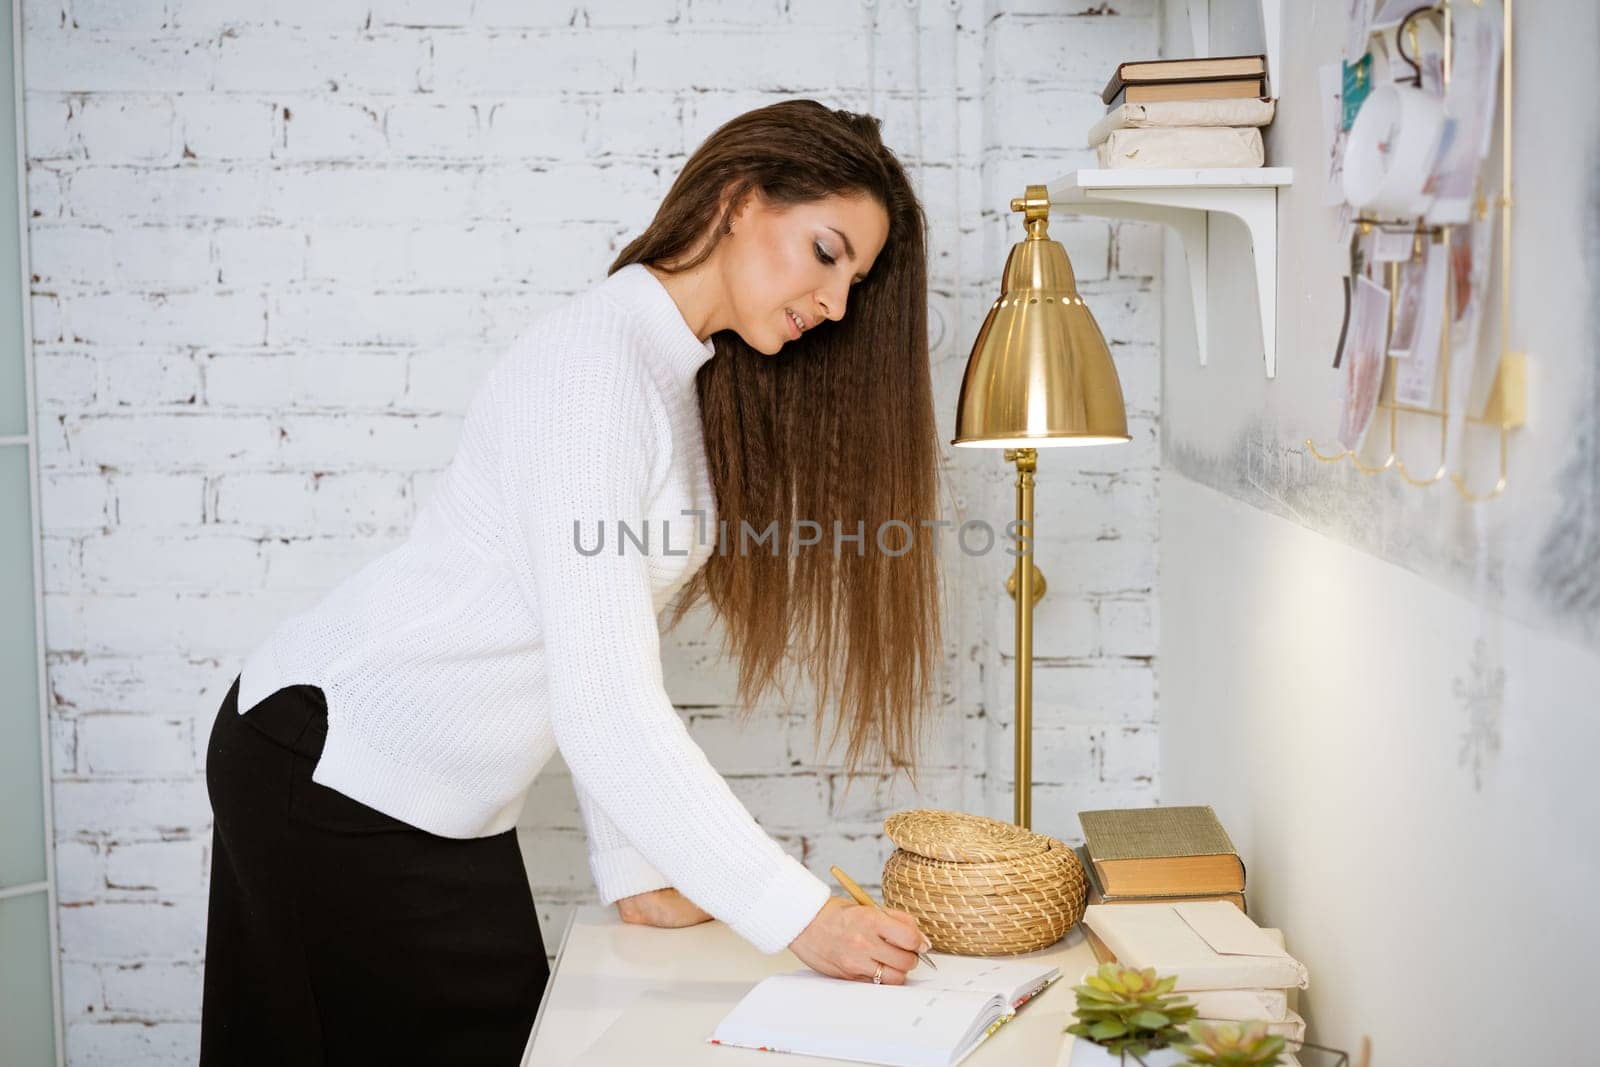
left=493, top=331, right=830, bottom=954
left=576, top=780, right=672, bottom=903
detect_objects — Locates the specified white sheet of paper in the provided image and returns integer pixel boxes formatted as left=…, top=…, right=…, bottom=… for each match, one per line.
left=1174, top=902, right=1290, bottom=959
left=1394, top=240, right=1447, bottom=405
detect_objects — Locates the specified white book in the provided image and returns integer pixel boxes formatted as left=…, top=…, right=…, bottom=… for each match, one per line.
left=1196, top=1009, right=1306, bottom=1043
left=1083, top=901, right=1310, bottom=992
left=1186, top=988, right=1290, bottom=1021
left=708, top=954, right=1059, bottom=1067
left=1087, top=97, right=1277, bottom=146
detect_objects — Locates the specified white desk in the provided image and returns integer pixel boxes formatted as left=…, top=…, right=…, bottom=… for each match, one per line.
left=522, top=906, right=1098, bottom=1066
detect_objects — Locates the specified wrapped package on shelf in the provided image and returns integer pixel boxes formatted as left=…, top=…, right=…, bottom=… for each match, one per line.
left=1096, top=127, right=1264, bottom=169
left=1088, top=98, right=1276, bottom=146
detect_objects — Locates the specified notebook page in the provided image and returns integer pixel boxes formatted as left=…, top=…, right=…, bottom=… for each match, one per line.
left=710, top=973, right=1004, bottom=1067
left=906, top=954, right=1060, bottom=1007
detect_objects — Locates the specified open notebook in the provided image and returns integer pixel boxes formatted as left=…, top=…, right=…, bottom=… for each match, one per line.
left=708, top=954, right=1059, bottom=1067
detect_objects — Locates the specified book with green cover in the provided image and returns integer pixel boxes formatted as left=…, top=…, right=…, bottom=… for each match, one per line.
left=1077, top=806, right=1246, bottom=897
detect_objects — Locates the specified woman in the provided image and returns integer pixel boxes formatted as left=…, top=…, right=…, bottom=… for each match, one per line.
left=200, top=99, right=946, bottom=1065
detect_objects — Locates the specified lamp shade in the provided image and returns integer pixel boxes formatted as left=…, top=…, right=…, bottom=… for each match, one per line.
left=952, top=186, right=1130, bottom=449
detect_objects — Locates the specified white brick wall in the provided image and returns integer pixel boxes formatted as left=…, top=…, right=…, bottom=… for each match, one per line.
left=24, top=0, right=1161, bottom=1061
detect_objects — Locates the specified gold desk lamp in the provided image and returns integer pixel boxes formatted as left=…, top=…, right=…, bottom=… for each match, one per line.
left=952, top=185, right=1130, bottom=830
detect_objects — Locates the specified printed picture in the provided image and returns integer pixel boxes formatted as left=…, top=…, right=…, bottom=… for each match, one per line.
left=1339, top=274, right=1393, bottom=450
left=1394, top=240, right=1449, bottom=407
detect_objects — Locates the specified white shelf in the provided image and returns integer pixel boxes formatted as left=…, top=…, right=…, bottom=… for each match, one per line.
left=1048, top=167, right=1294, bottom=378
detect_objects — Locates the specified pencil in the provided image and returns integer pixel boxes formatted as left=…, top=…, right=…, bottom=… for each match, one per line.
left=828, top=864, right=938, bottom=971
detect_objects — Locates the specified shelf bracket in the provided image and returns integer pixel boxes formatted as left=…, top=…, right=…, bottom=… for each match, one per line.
left=1047, top=169, right=1290, bottom=378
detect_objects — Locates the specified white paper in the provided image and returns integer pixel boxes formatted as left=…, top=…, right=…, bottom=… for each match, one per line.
left=1173, top=901, right=1289, bottom=959
left=1443, top=216, right=1498, bottom=469
left=1339, top=275, right=1391, bottom=451
left=1387, top=247, right=1428, bottom=356
left=1082, top=904, right=1310, bottom=992
left=710, top=955, right=1059, bottom=1067
left=1373, top=228, right=1414, bottom=262
left=1394, top=239, right=1448, bottom=406
left=1424, top=0, right=1503, bottom=224
left=1335, top=203, right=1356, bottom=252
left=1345, top=0, right=1375, bottom=61
left=1320, top=63, right=1348, bottom=206
left=1369, top=0, right=1417, bottom=30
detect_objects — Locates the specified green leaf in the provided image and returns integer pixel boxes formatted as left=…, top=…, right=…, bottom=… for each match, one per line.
left=1090, top=1020, right=1128, bottom=1040
left=1076, top=986, right=1123, bottom=1003
left=1131, top=1011, right=1170, bottom=1030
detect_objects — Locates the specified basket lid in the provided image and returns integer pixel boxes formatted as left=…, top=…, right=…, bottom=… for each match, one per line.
left=883, top=808, right=1052, bottom=863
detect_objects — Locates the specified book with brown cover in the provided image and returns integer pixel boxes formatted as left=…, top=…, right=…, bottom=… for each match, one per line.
left=1083, top=923, right=1117, bottom=965
left=1077, top=846, right=1247, bottom=913
left=1106, top=79, right=1267, bottom=108
left=1078, top=806, right=1246, bottom=897
left=1101, top=54, right=1268, bottom=103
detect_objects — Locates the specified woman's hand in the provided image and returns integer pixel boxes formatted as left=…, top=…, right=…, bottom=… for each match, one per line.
left=787, top=897, right=931, bottom=985
left=615, top=887, right=713, bottom=929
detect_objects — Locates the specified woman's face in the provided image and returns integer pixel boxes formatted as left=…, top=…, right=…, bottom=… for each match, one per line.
left=719, top=190, right=890, bottom=355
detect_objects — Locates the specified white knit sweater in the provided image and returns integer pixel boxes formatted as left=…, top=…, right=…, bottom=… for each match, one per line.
left=236, top=263, right=831, bottom=954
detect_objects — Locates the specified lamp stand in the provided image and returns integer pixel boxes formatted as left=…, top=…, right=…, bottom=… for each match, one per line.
left=1004, top=447, right=1046, bottom=829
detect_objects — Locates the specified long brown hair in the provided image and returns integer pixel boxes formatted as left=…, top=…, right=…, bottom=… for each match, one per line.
left=609, top=99, right=944, bottom=776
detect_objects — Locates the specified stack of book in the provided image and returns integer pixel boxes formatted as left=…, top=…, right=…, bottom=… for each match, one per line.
left=1082, top=899, right=1309, bottom=1045
left=1091, top=55, right=1274, bottom=169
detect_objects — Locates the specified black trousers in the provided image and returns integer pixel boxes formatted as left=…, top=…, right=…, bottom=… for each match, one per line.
left=200, top=676, right=549, bottom=1066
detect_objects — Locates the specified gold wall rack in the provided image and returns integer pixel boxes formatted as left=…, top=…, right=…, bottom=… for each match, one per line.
left=1307, top=0, right=1525, bottom=502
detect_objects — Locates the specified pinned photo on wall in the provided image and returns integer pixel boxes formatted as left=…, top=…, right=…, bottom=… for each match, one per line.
left=1388, top=250, right=1427, bottom=355
left=1336, top=203, right=1356, bottom=249
left=1357, top=225, right=1383, bottom=280
left=1425, top=0, right=1504, bottom=224
left=1443, top=216, right=1499, bottom=469
left=1341, top=53, right=1373, bottom=131
left=1345, top=0, right=1375, bottom=62
left=1453, top=215, right=1501, bottom=412
left=1320, top=63, right=1348, bottom=206
left=1393, top=239, right=1448, bottom=408
left=1338, top=274, right=1392, bottom=451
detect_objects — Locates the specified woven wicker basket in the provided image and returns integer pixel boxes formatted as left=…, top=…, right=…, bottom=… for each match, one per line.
left=880, top=809, right=1087, bottom=956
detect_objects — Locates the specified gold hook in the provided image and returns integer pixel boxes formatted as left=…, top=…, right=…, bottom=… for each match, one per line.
left=1305, top=438, right=1348, bottom=463
left=1304, top=438, right=1396, bottom=474
left=1450, top=424, right=1512, bottom=501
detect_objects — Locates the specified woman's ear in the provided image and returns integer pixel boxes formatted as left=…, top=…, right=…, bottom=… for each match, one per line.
left=721, top=184, right=759, bottom=237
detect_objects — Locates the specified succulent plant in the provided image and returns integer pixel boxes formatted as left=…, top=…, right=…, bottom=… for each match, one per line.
left=1065, top=963, right=1198, bottom=1057
left=1177, top=1020, right=1289, bottom=1067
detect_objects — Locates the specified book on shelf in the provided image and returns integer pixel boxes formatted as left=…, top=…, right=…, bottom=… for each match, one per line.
left=1088, top=98, right=1277, bottom=147
left=1102, top=54, right=1268, bottom=103
left=709, top=953, right=1060, bottom=1067
left=1078, top=805, right=1246, bottom=898
left=1106, top=78, right=1267, bottom=108
left=1077, top=846, right=1247, bottom=912
left=1081, top=901, right=1309, bottom=992
left=1095, top=127, right=1264, bottom=169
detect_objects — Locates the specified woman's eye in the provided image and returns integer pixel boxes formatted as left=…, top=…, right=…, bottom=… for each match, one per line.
left=814, top=240, right=836, bottom=266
